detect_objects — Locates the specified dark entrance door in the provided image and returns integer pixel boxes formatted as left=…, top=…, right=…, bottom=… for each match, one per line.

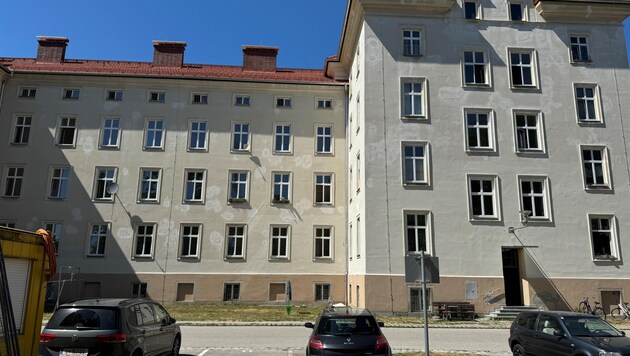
left=502, top=248, right=523, bottom=306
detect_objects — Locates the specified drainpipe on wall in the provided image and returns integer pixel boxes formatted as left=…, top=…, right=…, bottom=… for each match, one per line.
left=344, top=82, right=350, bottom=307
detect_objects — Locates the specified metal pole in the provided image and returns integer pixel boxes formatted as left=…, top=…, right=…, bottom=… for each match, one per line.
left=421, top=250, right=429, bottom=355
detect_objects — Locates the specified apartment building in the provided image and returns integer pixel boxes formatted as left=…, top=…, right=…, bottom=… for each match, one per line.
left=0, top=39, right=347, bottom=305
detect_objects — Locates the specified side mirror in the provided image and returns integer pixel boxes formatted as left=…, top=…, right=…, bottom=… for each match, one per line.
left=378, top=322, right=385, bottom=327
left=553, top=330, right=565, bottom=337
left=170, top=317, right=177, bottom=324
left=621, top=331, right=626, bottom=336
left=304, top=322, right=315, bottom=329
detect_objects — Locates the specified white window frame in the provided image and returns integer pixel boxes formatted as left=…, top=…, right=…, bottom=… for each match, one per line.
left=191, top=92, right=208, bottom=105
left=314, top=226, right=333, bottom=260
left=62, top=88, right=80, bottom=100
left=518, top=175, right=551, bottom=221
left=401, top=78, right=427, bottom=119
left=467, top=174, right=501, bottom=221
left=513, top=110, right=545, bottom=154
left=269, top=225, right=290, bottom=260
left=93, top=167, right=117, bottom=201
left=314, top=173, right=334, bottom=206
left=138, top=168, right=161, bottom=203
left=11, top=114, right=32, bottom=145
left=508, top=1, right=527, bottom=21
left=580, top=146, right=611, bottom=190
left=228, top=170, right=249, bottom=203
left=87, top=222, right=109, bottom=257
left=56, top=116, right=77, bottom=147
left=148, top=90, right=166, bottom=103
left=574, top=84, right=603, bottom=124
left=409, top=286, right=432, bottom=313
left=3, top=166, right=24, bottom=198
left=105, top=89, right=123, bottom=101
left=43, top=222, right=62, bottom=254
left=231, top=122, right=251, bottom=152
left=402, top=141, right=430, bottom=185
left=588, top=215, right=620, bottom=261
left=569, top=34, right=591, bottom=63
left=100, top=117, right=121, bottom=149
left=508, top=48, right=538, bottom=89
left=315, top=124, right=333, bottom=155
left=275, top=96, right=292, bottom=108
left=316, top=98, right=332, bottom=109
left=144, top=118, right=165, bottom=150
left=272, top=172, right=291, bottom=204
left=463, top=0, right=482, bottom=19
left=18, top=87, right=36, bottom=98
left=179, top=224, right=202, bottom=259
left=225, top=224, right=246, bottom=259
left=403, top=210, right=432, bottom=255
left=273, top=123, right=293, bottom=154
left=234, top=94, right=251, bottom=107
left=188, top=119, right=209, bottom=151
left=462, top=49, right=490, bottom=87
left=134, top=223, right=156, bottom=258
left=48, top=166, right=70, bottom=200
left=402, top=28, right=424, bottom=57
left=184, top=169, right=206, bottom=204
left=464, top=109, right=495, bottom=152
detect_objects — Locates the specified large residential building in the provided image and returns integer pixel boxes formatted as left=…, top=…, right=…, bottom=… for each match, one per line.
left=2, top=0, right=630, bottom=314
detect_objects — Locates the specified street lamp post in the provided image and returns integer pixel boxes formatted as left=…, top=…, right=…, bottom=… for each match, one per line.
left=421, top=250, right=430, bottom=356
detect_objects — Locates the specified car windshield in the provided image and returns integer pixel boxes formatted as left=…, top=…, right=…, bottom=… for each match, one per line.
left=318, top=316, right=378, bottom=335
left=561, top=316, right=624, bottom=337
left=46, top=307, right=118, bottom=330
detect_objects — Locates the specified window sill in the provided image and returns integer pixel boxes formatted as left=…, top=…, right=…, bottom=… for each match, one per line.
left=272, top=199, right=291, bottom=204
left=401, top=116, right=428, bottom=121
left=585, top=185, right=612, bottom=191
left=228, top=198, right=248, bottom=204
left=594, top=255, right=618, bottom=261
left=314, top=203, right=334, bottom=207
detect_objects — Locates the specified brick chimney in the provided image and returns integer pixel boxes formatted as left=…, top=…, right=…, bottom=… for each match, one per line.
left=153, top=41, right=186, bottom=67
left=242, top=46, right=279, bottom=72
left=36, top=37, right=69, bottom=63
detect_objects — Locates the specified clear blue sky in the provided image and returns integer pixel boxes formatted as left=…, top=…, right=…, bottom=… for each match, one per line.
left=1, top=1, right=630, bottom=69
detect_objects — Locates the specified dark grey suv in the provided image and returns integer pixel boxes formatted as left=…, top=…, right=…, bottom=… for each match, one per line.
left=508, top=310, right=630, bottom=356
left=39, top=298, right=181, bottom=356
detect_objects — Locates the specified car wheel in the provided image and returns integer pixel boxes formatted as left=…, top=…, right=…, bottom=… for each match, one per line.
left=171, top=336, right=181, bottom=356
left=512, top=343, right=525, bottom=356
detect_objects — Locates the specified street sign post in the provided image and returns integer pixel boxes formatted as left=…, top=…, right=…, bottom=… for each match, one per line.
left=405, top=252, right=440, bottom=356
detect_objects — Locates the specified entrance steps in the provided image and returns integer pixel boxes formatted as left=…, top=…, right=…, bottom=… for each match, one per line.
left=487, top=305, right=541, bottom=320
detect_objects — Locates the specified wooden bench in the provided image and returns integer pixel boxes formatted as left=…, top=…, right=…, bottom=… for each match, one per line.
left=432, top=302, right=475, bottom=320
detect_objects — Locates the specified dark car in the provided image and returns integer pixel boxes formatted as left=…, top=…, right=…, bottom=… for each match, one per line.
left=304, top=307, right=391, bottom=355
left=508, top=310, right=630, bottom=356
left=39, top=298, right=181, bottom=356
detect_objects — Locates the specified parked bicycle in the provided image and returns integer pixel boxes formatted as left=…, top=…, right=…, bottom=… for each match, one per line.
left=610, top=302, right=630, bottom=321
left=579, top=297, right=606, bottom=320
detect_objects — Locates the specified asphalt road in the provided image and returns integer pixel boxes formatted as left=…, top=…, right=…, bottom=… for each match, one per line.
left=178, top=325, right=512, bottom=355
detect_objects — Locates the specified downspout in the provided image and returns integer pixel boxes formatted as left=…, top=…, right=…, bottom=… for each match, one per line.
left=344, top=82, right=350, bottom=307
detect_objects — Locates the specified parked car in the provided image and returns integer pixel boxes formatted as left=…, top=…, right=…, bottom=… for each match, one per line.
left=304, top=306, right=391, bottom=355
left=39, top=298, right=181, bottom=356
left=508, top=310, right=630, bottom=355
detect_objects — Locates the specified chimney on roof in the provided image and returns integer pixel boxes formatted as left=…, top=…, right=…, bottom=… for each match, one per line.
left=242, top=46, right=279, bottom=72
left=153, top=41, right=186, bottom=67
left=36, top=37, right=69, bottom=63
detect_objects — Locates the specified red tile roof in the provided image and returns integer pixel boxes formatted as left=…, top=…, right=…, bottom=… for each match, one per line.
left=0, top=58, right=340, bottom=84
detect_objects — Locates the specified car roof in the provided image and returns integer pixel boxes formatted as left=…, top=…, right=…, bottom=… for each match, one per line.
left=320, top=307, right=375, bottom=317
left=519, top=310, right=601, bottom=318
left=60, top=298, right=153, bottom=308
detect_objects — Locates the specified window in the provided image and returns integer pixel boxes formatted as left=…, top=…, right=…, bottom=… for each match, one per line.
left=270, top=225, right=290, bottom=259
left=0, top=222, right=16, bottom=228
left=134, top=224, right=155, bottom=258
left=410, top=287, right=431, bottom=312
left=272, top=172, right=291, bottom=203
left=180, top=224, right=201, bottom=258
left=514, top=111, right=544, bottom=153
left=191, top=92, right=208, bottom=104
left=315, top=125, right=333, bottom=154
left=144, top=119, right=164, bottom=149
left=234, top=94, right=250, bottom=107
left=463, top=51, right=489, bottom=86
left=56, top=116, right=77, bottom=147
left=315, top=173, right=333, bottom=205
left=131, top=283, right=147, bottom=298
left=356, top=153, right=361, bottom=193
left=188, top=120, right=208, bottom=150
left=402, top=142, right=429, bottom=185
left=184, top=169, right=205, bottom=203
left=106, top=89, right=123, bottom=101
left=43, top=222, right=62, bottom=254
left=575, top=84, right=602, bottom=123
left=404, top=211, right=430, bottom=254
left=464, top=0, right=480, bottom=19
left=356, top=215, right=361, bottom=258
left=570, top=35, right=590, bottom=63
left=88, top=223, right=108, bottom=256
left=139, top=168, right=161, bottom=202
left=509, top=2, right=525, bottom=21
left=18, top=87, right=36, bottom=98
left=317, top=98, right=332, bottom=109
left=465, top=109, right=495, bottom=151
left=100, top=118, right=121, bottom=149
left=314, top=226, right=332, bottom=259
left=315, top=283, right=331, bottom=301
left=401, top=78, right=426, bottom=118
left=223, top=283, right=240, bottom=301
left=589, top=215, right=619, bottom=260
left=12, top=115, right=32, bottom=145
left=276, top=96, right=292, bottom=108
left=228, top=171, right=249, bottom=203
left=93, top=167, right=117, bottom=201
left=231, top=122, right=250, bottom=152
left=402, top=29, right=423, bottom=56
left=518, top=176, right=550, bottom=220
left=149, top=91, right=166, bottom=103
left=49, top=167, right=70, bottom=199
left=509, top=49, right=537, bottom=88
left=581, top=146, right=611, bottom=189
left=62, top=88, right=80, bottom=100
left=3, top=166, right=24, bottom=198
left=468, top=175, right=500, bottom=220
left=273, top=123, right=292, bottom=153
left=226, top=225, right=246, bottom=258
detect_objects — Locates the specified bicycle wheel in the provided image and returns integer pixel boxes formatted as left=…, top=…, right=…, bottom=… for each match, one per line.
left=610, top=307, right=626, bottom=321
left=578, top=301, right=589, bottom=313
left=593, top=307, right=606, bottom=320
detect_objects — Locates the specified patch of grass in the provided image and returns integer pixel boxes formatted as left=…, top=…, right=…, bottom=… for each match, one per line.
left=165, top=303, right=321, bottom=322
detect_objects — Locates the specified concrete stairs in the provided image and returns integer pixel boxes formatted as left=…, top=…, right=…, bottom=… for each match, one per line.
left=487, top=305, right=542, bottom=320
